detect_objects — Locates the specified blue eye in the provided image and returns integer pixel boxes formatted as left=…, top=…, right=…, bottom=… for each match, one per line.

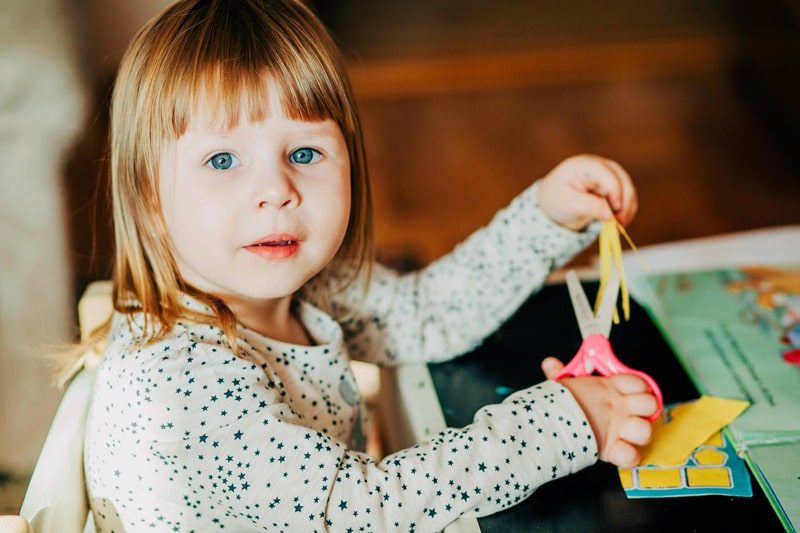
left=290, top=147, right=321, bottom=165
left=207, top=152, right=239, bottom=170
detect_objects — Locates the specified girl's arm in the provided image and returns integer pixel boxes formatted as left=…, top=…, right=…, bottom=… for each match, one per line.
left=333, top=179, right=598, bottom=365
left=87, top=343, right=597, bottom=532
left=328, top=155, right=635, bottom=366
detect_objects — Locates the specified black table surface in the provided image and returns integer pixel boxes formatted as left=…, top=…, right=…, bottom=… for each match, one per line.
left=427, top=280, right=786, bottom=532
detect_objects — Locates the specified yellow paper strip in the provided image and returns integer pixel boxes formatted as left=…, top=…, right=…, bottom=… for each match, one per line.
left=638, top=396, right=750, bottom=466
left=596, top=213, right=646, bottom=323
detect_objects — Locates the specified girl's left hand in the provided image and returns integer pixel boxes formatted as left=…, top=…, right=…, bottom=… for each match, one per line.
left=536, top=155, right=638, bottom=231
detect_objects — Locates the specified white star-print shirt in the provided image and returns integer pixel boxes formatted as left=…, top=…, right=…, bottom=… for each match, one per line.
left=85, top=181, right=601, bottom=532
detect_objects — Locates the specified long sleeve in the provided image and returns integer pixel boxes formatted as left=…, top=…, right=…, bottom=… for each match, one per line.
left=335, top=381, right=597, bottom=530
left=85, top=314, right=597, bottom=532
left=316, top=180, right=599, bottom=365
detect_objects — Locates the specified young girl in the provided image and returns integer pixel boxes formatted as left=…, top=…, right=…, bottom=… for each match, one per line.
left=81, top=0, right=657, bottom=531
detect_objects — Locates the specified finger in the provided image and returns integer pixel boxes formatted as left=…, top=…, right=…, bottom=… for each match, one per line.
left=617, top=415, right=653, bottom=446
left=603, top=159, right=637, bottom=225
left=575, top=156, right=620, bottom=194
left=625, top=392, right=660, bottom=419
left=578, top=157, right=636, bottom=224
left=598, top=159, right=626, bottom=201
left=576, top=158, right=630, bottom=222
left=608, top=373, right=651, bottom=394
left=605, top=439, right=641, bottom=468
left=541, top=357, right=565, bottom=380
left=583, top=194, right=614, bottom=222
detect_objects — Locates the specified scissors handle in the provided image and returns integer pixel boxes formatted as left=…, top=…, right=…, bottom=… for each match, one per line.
left=553, top=334, right=664, bottom=421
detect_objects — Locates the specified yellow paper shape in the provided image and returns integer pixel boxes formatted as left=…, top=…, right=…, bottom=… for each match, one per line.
left=704, top=432, right=724, bottom=447
left=638, top=467, right=682, bottom=488
left=693, top=447, right=727, bottom=466
left=638, top=396, right=749, bottom=466
left=686, top=467, right=732, bottom=488
left=618, top=468, right=634, bottom=489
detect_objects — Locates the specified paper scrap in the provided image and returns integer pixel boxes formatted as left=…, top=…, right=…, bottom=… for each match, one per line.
left=638, top=396, right=749, bottom=466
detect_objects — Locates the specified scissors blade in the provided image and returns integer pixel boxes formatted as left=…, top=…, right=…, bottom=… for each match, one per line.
left=565, top=270, right=596, bottom=339
left=594, top=268, right=621, bottom=337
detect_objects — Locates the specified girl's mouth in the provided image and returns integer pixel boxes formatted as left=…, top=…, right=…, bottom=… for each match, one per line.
left=254, top=240, right=296, bottom=247
left=246, top=234, right=301, bottom=260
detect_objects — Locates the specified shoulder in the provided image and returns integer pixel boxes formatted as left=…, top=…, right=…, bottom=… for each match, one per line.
left=93, top=313, right=274, bottom=438
left=100, top=311, right=260, bottom=386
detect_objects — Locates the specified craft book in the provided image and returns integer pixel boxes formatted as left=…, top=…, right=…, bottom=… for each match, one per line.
left=628, top=265, right=800, bottom=532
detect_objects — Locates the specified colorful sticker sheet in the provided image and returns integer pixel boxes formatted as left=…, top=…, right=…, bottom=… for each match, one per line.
left=619, top=401, right=753, bottom=499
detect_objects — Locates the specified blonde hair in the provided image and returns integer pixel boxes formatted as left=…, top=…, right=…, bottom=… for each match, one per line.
left=69, top=0, right=373, bottom=376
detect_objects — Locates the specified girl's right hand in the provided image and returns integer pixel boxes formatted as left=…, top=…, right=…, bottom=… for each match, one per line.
left=541, top=356, right=657, bottom=468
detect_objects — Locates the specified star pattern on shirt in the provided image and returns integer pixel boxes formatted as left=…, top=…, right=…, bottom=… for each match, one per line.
left=84, top=181, right=599, bottom=531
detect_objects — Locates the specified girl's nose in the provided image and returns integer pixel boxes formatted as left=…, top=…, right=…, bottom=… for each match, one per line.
left=256, top=170, right=299, bottom=209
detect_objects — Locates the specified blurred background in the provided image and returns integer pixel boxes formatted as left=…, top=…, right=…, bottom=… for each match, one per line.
left=2, top=0, right=799, bottom=513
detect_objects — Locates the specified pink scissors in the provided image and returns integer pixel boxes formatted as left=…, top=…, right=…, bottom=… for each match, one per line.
left=554, top=269, right=664, bottom=421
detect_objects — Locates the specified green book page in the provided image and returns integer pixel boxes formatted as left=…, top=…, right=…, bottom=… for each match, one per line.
left=745, top=441, right=800, bottom=533
left=628, top=265, right=800, bottom=531
left=628, top=266, right=800, bottom=443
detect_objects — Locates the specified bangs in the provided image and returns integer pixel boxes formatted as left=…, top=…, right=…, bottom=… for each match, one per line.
left=151, top=0, right=349, bottom=138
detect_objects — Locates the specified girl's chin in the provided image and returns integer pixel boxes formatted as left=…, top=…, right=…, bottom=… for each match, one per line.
left=227, top=280, right=313, bottom=302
